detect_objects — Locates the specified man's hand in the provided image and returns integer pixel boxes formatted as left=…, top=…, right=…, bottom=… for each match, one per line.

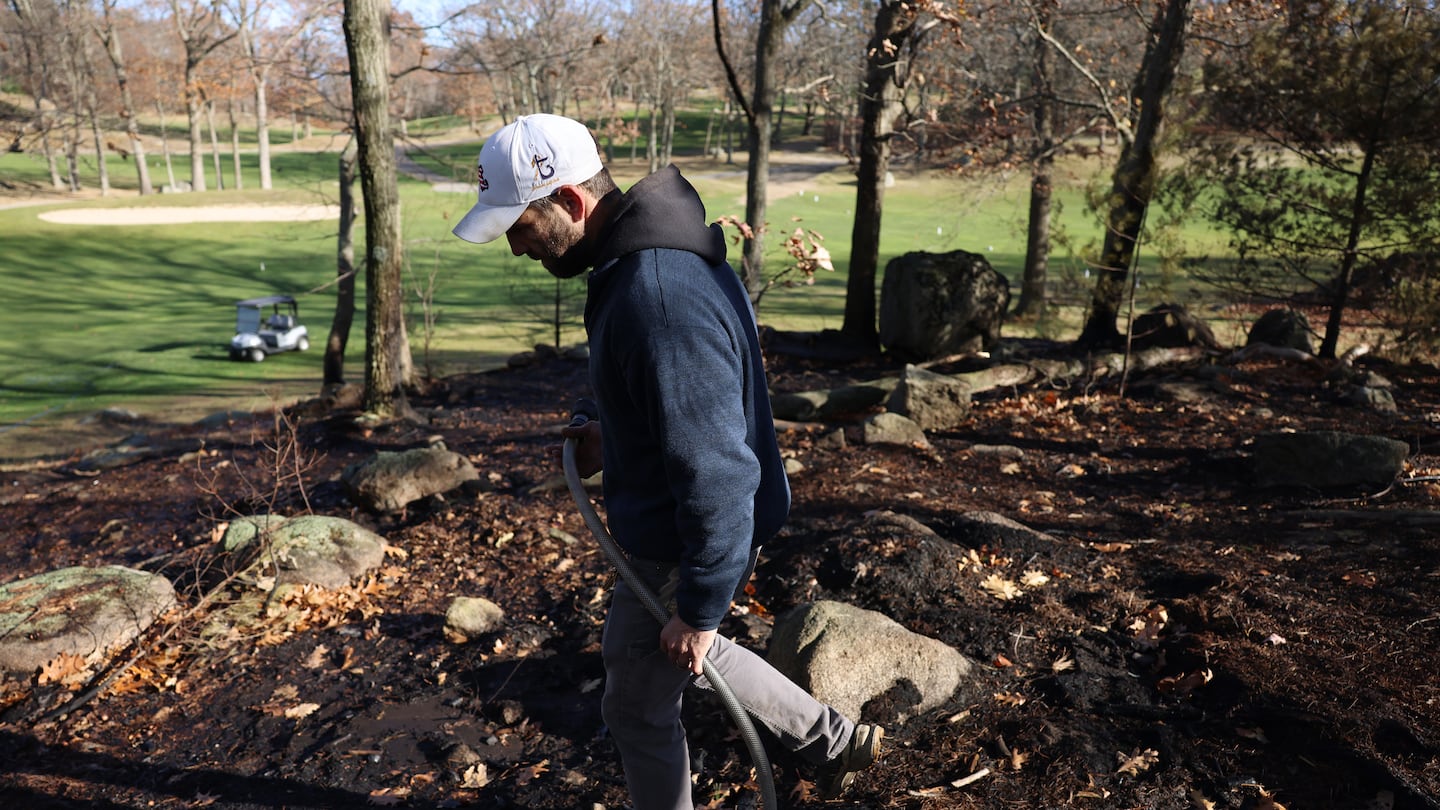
left=660, top=615, right=716, bottom=676
left=560, top=419, right=603, bottom=477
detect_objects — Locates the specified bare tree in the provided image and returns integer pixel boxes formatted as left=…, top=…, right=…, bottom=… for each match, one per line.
left=228, top=0, right=336, bottom=190
left=92, top=0, right=154, bottom=194
left=168, top=0, right=237, bottom=192
left=5, top=0, right=66, bottom=188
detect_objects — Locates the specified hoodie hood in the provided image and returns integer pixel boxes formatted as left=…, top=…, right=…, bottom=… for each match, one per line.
left=592, top=164, right=728, bottom=268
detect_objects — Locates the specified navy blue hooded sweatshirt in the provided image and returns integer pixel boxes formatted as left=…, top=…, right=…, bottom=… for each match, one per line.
left=583, top=165, right=790, bottom=632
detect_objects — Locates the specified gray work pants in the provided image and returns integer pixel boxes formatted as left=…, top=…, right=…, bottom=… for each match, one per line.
left=600, top=551, right=854, bottom=810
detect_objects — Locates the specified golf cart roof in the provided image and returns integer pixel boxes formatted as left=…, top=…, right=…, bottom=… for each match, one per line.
left=236, top=295, right=297, bottom=308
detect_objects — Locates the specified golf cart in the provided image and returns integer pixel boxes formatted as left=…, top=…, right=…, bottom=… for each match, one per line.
left=229, top=295, right=310, bottom=362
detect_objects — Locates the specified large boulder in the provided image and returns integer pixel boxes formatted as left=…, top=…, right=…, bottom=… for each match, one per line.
left=768, top=600, right=973, bottom=722
left=880, top=250, right=1009, bottom=360
left=1251, top=431, right=1410, bottom=488
left=1131, top=303, right=1221, bottom=351
left=342, top=445, right=480, bottom=513
left=222, top=514, right=387, bottom=589
left=1247, top=309, right=1314, bottom=353
left=0, top=566, right=176, bottom=674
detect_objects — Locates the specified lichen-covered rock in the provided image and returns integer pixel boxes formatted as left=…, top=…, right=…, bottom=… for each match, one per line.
left=0, top=566, right=176, bottom=674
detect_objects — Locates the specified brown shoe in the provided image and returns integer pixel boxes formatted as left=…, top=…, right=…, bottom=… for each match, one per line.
left=816, top=723, right=884, bottom=799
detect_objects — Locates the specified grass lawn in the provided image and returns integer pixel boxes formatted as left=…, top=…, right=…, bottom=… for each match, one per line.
left=0, top=132, right=1232, bottom=452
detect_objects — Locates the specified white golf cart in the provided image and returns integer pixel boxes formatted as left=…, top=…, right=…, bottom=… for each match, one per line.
left=229, top=295, right=310, bottom=362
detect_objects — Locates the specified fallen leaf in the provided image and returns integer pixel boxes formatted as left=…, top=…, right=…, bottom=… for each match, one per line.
left=790, top=778, right=815, bottom=802
left=994, top=690, right=1026, bottom=705
left=515, top=758, right=549, bottom=786
left=367, top=786, right=410, bottom=806
left=303, top=644, right=330, bottom=670
left=1021, top=569, right=1051, bottom=587
left=1009, top=749, right=1029, bottom=770
left=1128, top=604, right=1169, bottom=648
left=980, top=574, right=1023, bottom=600
left=1253, top=787, right=1288, bottom=810
left=992, top=654, right=1014, bottom=668
left=1342, top=570, right=1377, bottom=587
left=1116, top=747, right=1160, bottom=776
left=460, top=763, right=490, bottom=788
left=1189, top=789, right=1217, bottom=809
left=36, top=652, right=89, bottom=688
left=1051, top=653, right=1076, bottom=674
left=284, top=702, right=320, bottom=719
left=1156, top=668, right=1213, bottom=697
left=1092, top=541, right=1132, bottom=553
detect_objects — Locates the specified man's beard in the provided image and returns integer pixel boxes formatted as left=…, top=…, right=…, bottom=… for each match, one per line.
left=533, top=209, right=589, bottom=279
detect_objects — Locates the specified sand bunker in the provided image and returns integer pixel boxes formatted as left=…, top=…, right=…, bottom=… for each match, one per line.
left=38, top=204, right=341, bottom=226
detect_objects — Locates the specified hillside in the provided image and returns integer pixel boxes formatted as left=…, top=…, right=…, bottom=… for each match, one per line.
left=3, top=342, right=1439, bottom=809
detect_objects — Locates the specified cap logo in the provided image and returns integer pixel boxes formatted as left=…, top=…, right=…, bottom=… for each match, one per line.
left=532, top=153, right=555, bottom=180
left=476, top=165, right=489, bottom=192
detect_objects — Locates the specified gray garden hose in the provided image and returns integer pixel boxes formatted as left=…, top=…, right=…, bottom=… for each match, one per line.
left=562, top=405, right=780, bottom=810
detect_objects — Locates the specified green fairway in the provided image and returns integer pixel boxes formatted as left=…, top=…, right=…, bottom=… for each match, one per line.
left=0, top=140, right=1229, bottom=447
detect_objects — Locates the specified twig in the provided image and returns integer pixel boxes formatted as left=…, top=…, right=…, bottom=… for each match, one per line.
left=952, top=767, right=992, bottom=788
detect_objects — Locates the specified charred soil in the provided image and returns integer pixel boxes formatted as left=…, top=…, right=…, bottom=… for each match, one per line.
left=2, top=342, right=1439, bottom=810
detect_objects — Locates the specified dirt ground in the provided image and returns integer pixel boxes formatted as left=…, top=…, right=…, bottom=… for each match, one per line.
left=2, top=337, right=1439, bottom=810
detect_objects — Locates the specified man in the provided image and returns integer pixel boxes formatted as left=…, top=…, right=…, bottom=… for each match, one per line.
left=453, top=113, right=881, bottom=808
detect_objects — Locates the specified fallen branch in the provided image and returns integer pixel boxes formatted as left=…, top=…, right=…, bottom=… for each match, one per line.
left=769, top=346, right=1207, bottom=421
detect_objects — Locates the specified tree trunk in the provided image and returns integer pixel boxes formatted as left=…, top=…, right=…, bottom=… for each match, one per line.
left=185, top=85, right=207, bottom=192
left=205, top=98, right=223, bottom=190
left=739, top=0, right=796, bottom=302
left=1319, top=123, right=1381, bottom=360
left=1077, top=0, right=1190, bottom=349
left=1015, top=4, right=1056, bottom=318
left=88, top=104, right=110, bottom=197
left=344, top=0, right=414, bottom=418
left=255, top=74, right=273, bottom=189
left=324, top=138, right=359, bottom=389
left=156, top=100, right=178, bottom=190
left=228, top=99, right=243, bottom=191
left=842, top=0, right=919, bottom=349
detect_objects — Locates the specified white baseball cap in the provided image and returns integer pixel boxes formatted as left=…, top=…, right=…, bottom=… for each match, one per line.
left=451, top=114, right=604, bottom=244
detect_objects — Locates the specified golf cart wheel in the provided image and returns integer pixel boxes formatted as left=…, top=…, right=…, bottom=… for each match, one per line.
left=248, top=348, right=266, bottom=362
left=296, top=336, right=310, bottom=352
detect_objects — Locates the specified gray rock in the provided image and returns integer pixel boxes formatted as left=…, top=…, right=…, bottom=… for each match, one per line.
left=0, top=566, right=176, bottom=674
left=1339, top=386, right=1398, bottom=413
left=884, top=365, right=973, bottom=431
left=862, top=412, right=930, bottom=448
left=342, top=446, right=480, bottom=513
left=224, top=514, right=387, bottom=589
left=879, top=250, right=1010, bottom=360
left=767, top=600, right=972, bottom=722
left=1131, top=303, right=1221, bottom=350
left=1252, top=431, right=1410, bottom=488
left=1247, top=309, right=1314, bottom=353
left=445, top=596, right=505, bottom=643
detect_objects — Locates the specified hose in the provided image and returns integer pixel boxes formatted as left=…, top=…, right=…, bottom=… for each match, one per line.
left=562, top=405, right=780, bottom=810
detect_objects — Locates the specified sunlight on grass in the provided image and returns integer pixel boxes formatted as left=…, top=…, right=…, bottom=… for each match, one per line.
left=1, top=135, right=1237, bottom=442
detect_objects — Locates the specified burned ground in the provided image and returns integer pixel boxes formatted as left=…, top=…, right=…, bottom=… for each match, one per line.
left=2, top=341, right=1438, bottom=809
